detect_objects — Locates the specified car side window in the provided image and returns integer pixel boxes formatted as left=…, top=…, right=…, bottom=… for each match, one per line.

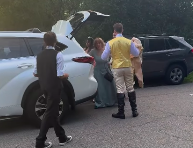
left=164, top=39, right=171, bottom=50
left=0, top=38, right=29, bottom=59
left=165, top=38, right=179, bottom=49
left=148, top=39, right=165, bottom=52
left=27, top=38, right=44, bottom=56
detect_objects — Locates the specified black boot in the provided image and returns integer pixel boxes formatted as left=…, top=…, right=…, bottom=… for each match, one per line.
left=112, top=93, right=125, bottom=119
left=128, top=91, right=139, bottom=117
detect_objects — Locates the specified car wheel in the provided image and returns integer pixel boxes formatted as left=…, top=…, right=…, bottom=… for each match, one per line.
left=24, top=88, right=69, bottom=128
left=166, top=64, right=185, bottom=85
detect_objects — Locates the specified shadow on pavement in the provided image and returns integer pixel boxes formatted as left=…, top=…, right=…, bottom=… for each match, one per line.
left=0, top=78, right=168, bottom=134
left=62, top=101, right=100, bottom=125
left=0, top=102, right=96, bottom=134
left=0, top=117, right=34, bottom=134
left=135, top=78, right=167, bottom=88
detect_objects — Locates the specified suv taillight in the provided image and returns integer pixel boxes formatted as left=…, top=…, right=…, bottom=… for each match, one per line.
left=72, top=56, right=94, bottom=64
left=191, top=49, right=193, bottom=53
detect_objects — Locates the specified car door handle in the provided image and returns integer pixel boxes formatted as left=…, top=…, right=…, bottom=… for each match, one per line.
left=17, top=63, right=33, bottom=68
left=166, top=53, right=173, bottom=56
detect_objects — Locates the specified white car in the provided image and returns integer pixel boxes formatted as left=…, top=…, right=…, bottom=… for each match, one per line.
left=0, top=11, right=109, bottom=127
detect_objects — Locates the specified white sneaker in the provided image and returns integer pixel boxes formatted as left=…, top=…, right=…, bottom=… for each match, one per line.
left=59, top=136, right=72, bottom=146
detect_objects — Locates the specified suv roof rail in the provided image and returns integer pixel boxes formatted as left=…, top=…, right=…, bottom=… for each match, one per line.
left=0, top=31, right=28, bottom=33
left=133, top=33, right=167, bottom=37
left=123, top=33, right=168, bottom=37
left=0, top=28, right=42, bottom=33
left=26, top=28, right=41, bottom=33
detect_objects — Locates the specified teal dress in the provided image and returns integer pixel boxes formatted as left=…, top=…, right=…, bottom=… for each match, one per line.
left=89, top=49, right=117, bottom=108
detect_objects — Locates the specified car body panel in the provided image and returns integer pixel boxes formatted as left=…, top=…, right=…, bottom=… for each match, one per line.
left=138, top=36, right=193, bottom=79
left=0, top=10, right=111, bottom=118
left=0, top=36, right=98, bottom=116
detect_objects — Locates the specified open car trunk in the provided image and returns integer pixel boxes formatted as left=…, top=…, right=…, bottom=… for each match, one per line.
left=51, top=11, right=110, bottom=39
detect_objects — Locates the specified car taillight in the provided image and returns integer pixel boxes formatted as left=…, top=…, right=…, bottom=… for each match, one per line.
left=191, top=49, right=193, bottom=53
left=72, top=56, right=94, bottom=64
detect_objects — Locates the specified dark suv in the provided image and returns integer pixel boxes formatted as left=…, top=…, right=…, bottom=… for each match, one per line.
left=126, top=35, right=193, bottom=85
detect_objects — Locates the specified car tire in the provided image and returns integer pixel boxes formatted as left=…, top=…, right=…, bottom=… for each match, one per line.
left=24, top=88, right=69, bottom=128
left=166, top=64, right=185, bottom=85
left=69, top=98, right=76, bottom=110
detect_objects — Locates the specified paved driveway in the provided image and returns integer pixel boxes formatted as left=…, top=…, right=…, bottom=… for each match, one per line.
left=0, top=83, right=193, bottom=148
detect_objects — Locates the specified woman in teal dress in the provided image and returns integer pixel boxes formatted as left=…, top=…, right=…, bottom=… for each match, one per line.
left=89, top=38, right=117, bottom=109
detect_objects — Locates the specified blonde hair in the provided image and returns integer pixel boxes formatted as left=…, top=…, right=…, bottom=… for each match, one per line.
left=132, top=37, right=143, bottom=50
left=94, top=38, right=105, bottom=49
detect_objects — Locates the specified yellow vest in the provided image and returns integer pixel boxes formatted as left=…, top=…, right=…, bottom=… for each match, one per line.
left=109, top=37, right=132, bottom=69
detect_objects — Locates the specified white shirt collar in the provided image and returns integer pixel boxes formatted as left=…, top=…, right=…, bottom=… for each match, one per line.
left=46, top=46, right=55, bottom=50
left=116, top=34, right=123, bottom=37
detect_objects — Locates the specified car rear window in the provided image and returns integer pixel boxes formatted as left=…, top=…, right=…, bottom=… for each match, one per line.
left=27, top=38, right=68, bottom=55
left=170, top=36, right=193, bottom=49
left=27, top=38, right=44, bottom=56
left=165, top=38, right=179, bottom=49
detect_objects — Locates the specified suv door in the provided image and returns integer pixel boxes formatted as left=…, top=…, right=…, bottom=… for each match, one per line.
left=0, top=37, right=32, bottom=114
left=142, top=38, right=176, bottom=78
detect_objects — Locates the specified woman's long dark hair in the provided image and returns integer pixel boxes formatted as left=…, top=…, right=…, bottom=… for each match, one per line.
left=86, top=37, right=94, bottom=49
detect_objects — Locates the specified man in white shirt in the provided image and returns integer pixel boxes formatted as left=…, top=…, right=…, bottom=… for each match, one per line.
left=33, top=32, right=72, bottom=148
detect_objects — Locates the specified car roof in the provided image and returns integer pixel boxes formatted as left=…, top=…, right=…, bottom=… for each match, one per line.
left=0, top=32, right=45, bottom=38
left=0, top=32, right=66, bottom=40
left=124, top=34, right=182, bottom=39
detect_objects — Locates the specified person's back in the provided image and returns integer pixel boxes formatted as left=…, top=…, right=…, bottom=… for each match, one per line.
left=37, top=49, right=61, bottom=91
left=101, top=23, right=140, bottom=120
left=33, top=31, right=72, bottom=148
left=109, top=37, right=132, bottom=69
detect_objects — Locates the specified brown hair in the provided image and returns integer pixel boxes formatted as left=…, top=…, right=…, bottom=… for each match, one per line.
left=44, top=31, right=57, bottom=46
left=94, top=38, right=105, bottom=49
left=113, top=23, right=123, bottom=33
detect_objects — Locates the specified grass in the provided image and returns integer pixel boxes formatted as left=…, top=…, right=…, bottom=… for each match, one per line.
left=184, top=72, right=193, bottom=83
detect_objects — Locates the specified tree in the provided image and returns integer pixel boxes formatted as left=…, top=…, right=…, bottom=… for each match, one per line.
left=0, top=0, right=193, bottom=45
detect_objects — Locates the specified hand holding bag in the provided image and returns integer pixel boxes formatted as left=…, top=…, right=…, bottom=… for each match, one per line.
left=104, top=63, right=114, bottom=82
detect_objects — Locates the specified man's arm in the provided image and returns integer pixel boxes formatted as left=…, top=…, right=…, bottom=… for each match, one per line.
left=101, top=42, right=111, bottom=60
left=57, top=52, right=69, bottom=79
left=130, top=42, right=140, bottom=57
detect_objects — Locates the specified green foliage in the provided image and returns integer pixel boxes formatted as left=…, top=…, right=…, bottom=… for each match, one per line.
left=0, top=0, right=193, bottom=46
left=184, top=72, right=193, bottom=83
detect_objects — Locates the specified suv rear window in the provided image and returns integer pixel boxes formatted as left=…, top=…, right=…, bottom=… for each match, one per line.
left=165, top=38, right=179, bottom=49
left=69, top=13, right=84, bottom=30
left=148, top=39, right=165, bottom=51
left=27, top=38, right=44, bottom=56
left=27, top=38, right=68, bottom=55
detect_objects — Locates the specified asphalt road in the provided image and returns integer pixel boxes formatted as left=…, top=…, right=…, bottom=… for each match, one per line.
left=1, top=83, right=193, bottom=148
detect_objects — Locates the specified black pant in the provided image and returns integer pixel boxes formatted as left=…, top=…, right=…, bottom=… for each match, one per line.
left=36, top=89, right=67, bottom=147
